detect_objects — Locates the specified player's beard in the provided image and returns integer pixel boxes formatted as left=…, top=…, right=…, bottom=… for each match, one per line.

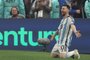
left=62, top=12, right=67, bottom=16
left=62, top=12, right=69, bottom=17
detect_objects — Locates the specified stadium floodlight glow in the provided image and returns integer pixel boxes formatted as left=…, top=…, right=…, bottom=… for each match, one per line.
left=0, top=27, right=58, bottom=47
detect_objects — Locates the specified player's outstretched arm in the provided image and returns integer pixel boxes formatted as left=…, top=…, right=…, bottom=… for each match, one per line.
left=50, top=30, right=59, bottom=41
left=71, top=24, right=81, bottom=38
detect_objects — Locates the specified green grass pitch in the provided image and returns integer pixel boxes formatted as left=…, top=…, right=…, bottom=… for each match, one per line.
left=0, top=50, right=90, bottom=60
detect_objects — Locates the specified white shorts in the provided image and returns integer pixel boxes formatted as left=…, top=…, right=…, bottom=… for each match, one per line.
left=51, top=43, right=69, bottom=54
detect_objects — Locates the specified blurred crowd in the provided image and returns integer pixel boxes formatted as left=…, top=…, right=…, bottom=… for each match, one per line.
left=0, top=0, right=89, bottom=19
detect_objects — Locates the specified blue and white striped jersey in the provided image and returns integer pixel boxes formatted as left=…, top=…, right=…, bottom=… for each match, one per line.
left=57, top=16, right=75, bottom=47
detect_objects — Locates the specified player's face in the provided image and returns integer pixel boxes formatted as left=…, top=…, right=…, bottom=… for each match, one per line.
left=61, top=6, right=69, bottom=16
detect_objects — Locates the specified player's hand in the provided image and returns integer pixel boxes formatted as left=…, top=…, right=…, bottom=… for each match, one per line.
left=50, top=35, right=55, bottom=41
left=75, top=30, right=81, bottom=38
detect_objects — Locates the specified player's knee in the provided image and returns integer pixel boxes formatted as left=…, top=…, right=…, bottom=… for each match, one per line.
left=59, top=52, right=66, bottom=59
left=51, top=52, right=59, bottom=58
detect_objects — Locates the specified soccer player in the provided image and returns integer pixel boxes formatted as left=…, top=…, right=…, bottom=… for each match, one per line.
left=50, top=5, right=81, bottom=59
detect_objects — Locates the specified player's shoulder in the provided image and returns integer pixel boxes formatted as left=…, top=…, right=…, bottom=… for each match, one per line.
left=68, top=16, right=75, bottom=22
left=68, top=16, right=74, bottom=20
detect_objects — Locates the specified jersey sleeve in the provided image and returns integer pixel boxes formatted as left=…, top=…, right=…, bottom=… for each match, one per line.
left=68, top=17, right=75, bottom=25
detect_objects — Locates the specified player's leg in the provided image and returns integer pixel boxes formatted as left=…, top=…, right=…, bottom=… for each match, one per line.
left=73, top=49, right=80, bottom=59
left=59, top=36, right=74, bottom=58
left=57, top=45, right=80, bottom=59
left=58, top=46, right=79, bottom=59
left=59, top=52, right=66, bottom=58
left=66, top=49, right=80, bottom=59
left=58, top=46, right=68, bottom=58
left=66, top=50, right=75, bottom=58
left=51, top=43, right=60, bottom=58
left=58, top=48, right=74, bottom=59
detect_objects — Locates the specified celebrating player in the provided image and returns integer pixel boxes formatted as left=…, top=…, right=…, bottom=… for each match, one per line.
left=50, top=5, right=81, bottom=59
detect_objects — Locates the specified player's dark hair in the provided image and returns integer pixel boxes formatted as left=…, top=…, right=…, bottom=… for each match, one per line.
left=62, top=5, right=70, bottom=10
